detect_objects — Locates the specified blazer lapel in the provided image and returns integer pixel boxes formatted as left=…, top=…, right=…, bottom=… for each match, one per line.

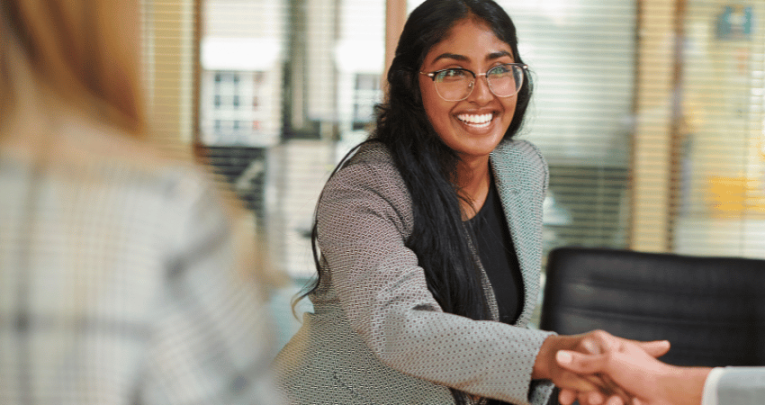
left=490, top=140, right=547, bottom=326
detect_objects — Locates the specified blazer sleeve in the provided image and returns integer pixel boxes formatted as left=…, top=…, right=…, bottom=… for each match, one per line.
left=315, top=152, right=555, bottom=405
left=141, top=173, right=284, bottom=405
left=715, top=367, right=765, bottom=405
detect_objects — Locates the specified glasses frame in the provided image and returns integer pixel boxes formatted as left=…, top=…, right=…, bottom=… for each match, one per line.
left=419, top=63, right=528, bottom=102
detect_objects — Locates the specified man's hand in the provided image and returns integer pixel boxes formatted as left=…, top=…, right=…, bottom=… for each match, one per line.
left=533, top=330, right=671, bottom=405
left=555, top=337, right=710, bottom=405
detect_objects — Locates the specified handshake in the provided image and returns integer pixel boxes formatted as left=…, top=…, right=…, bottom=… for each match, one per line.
left=540, top=330, right=712, bottom=405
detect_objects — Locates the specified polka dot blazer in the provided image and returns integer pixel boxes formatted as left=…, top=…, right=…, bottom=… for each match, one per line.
left=274, top=139, right=556, bottom=404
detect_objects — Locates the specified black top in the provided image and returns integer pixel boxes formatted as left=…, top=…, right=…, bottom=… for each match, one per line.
left=465, top=178, right=525, bottom=325
left=466, top=179, right=526, bottom=405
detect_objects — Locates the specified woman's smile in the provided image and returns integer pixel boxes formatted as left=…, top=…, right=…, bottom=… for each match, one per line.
left=457, top=112, right=495, bottom=129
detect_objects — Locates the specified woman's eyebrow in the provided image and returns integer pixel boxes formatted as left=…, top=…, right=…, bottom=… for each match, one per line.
left=432, top=53, right=469, bottom=63
left=431, top=50, right=513, bottom=64
left=486, top=50, right=513, bottom=60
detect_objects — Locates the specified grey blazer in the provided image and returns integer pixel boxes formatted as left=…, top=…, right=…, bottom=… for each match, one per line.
left=274, top=140, right=556, bottom=404
left=717, top=368, right=765, bottom=404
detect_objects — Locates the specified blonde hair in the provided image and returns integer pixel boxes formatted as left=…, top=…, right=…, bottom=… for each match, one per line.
left=0, top=0, right=145, bottom=134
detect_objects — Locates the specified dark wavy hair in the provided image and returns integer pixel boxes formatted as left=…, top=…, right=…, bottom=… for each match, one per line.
left=303, top=2, right=532, bottom=397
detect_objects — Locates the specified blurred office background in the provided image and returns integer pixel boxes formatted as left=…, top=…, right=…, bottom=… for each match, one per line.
left=139, top=0, right=765, bottom=347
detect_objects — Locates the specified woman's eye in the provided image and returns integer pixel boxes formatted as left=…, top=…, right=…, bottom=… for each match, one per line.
left=437, top=69, right=468, bottom=82
left=489, top=65, right=512, bottom=77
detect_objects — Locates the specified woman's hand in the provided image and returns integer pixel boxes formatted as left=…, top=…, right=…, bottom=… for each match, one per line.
left=555, top=336, right=709, bottom=405
left=533, top=330, right=671, bottom=405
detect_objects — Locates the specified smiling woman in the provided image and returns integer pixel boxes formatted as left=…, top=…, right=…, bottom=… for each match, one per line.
left=272, top=1, right=664, bottom=404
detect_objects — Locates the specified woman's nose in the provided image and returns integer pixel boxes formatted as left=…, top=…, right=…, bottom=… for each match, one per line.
left=467, top=75, right=493, bottom=104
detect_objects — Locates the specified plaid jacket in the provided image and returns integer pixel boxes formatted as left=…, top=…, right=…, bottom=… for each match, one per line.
left=0, top=119, right=282, bottom=404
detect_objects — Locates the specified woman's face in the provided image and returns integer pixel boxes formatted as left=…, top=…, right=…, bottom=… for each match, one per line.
left=418, top=18, right=518, bottom=161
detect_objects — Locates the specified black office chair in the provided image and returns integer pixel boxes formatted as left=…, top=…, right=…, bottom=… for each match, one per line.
left=540, top=247, right=765, bottom=367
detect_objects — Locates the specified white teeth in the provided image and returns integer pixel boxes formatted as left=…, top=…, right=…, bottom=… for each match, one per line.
left=457, top=113, right=493, bottom=126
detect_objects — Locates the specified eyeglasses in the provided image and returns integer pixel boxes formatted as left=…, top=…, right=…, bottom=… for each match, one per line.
left=419, top=63, right=528, bottom=102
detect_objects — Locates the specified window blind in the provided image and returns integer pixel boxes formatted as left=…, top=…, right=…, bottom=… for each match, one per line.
left=630, top=0, right=765, bottom=258
left=141, top=0, right=198, bottom=156
left=670, top=1, right=765, bottom=258
left=498, top=0, right=637, bottom=257
left=196, top=0, right=387, bottom=282
left=630, top=0, right=677, bottom=252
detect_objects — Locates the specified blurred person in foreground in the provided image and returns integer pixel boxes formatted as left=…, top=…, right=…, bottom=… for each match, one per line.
left=555, top=337, right=763, bottom=405
left=0, top=1, right=283, bottom=404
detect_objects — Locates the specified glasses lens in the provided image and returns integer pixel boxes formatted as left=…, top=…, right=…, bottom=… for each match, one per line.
left=434, top=68, right=473, bottom=101
left=487, top=64, right=524, bottom=97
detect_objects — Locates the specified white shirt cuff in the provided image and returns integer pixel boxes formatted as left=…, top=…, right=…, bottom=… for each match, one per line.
left=701, top=367, right=726, bottom=405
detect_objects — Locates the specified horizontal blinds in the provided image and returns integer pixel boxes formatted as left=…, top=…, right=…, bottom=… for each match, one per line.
left=195, top=0, right=386, bottom=279
left=495, top=1, right=636, bottom=256
left=631, top=0, right=677, bottom=251
left=194, top=0, right=287, bottom=239
left=141, top=0, right=198, bottom=157
left=199, top=0, right=285, bottom=147
left=671, top=1, right=765, bottom=258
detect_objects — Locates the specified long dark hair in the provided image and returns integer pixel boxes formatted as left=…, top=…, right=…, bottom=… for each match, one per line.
left=303, top=0, right=532, bottom=342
